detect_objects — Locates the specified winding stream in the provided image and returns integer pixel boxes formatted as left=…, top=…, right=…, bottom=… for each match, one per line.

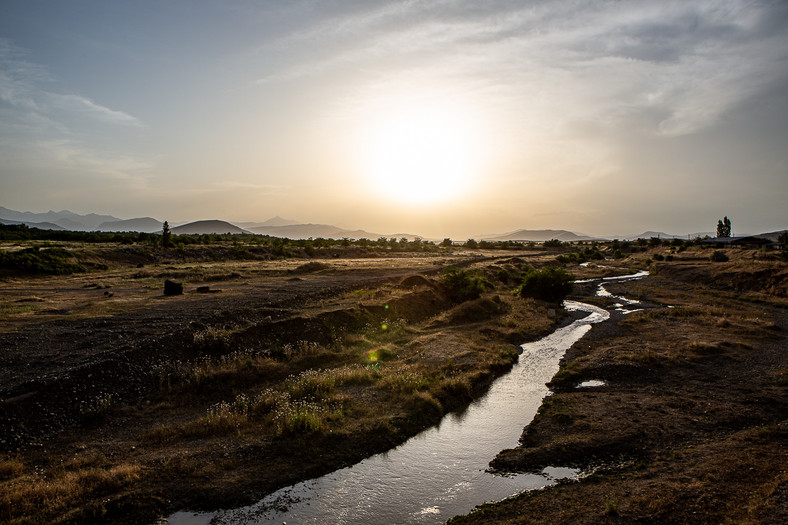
left=168, top=272, right=646, bottom=525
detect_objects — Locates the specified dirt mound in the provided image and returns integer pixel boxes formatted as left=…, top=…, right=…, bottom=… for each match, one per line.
left=396, top=274, right=436, bottom=289
left=442, top=295, right=508, bottom=325
left=292, top=261, right=330, bottom=273
left=386, top=289, right=448, bottom=323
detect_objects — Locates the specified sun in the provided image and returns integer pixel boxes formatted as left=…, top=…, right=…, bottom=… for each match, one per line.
left=357, top=101, right=482, bottom=205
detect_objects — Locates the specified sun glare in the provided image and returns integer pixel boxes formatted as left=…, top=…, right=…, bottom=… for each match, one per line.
left=357, top=99, right=483, bottom=205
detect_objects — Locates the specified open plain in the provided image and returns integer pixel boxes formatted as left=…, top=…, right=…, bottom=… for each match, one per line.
left=1, top=241, right=786, bottom=524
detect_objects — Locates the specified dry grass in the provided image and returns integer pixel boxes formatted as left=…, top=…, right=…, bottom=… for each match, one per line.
left=0, top=459, right=140, bottom=524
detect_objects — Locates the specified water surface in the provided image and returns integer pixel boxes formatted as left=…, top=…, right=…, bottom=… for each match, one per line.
left=169, top=300, right=612, bottom=524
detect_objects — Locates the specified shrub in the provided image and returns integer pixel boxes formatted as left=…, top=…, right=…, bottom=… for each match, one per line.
left=710, top=250, right=729, bottom=262
left=439, top=267, right=487, bottom=303
left=518, top=267, right=574, bottom=302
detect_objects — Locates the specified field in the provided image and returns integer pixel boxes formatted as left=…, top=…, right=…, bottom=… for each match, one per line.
left=1, top=238, right=786, bottom=523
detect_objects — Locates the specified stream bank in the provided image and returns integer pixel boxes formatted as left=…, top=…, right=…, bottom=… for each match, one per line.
left=454, top=266, right=788, bottom=524
left=168, top=271, right=652, bottom=524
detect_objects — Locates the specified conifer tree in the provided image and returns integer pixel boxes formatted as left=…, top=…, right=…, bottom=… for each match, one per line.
left=161, top=221, right=172, bottom=248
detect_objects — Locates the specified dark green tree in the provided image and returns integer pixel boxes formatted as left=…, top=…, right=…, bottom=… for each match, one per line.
left=161, top=221, right=172, bottom=248
left=518, top=266, right=574, bottom=302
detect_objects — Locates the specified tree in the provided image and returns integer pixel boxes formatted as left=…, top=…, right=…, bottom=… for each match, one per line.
left=716, top=216, right=732, bottom=238
left=161, top=221, right=172, bottom=248
left=440, top=238, right=453, bottom=247
left=779, top=232, right=788, bottom=261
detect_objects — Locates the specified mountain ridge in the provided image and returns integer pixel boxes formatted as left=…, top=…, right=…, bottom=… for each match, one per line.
left=98, top=217, right=162, bottom=233
left=482, top=229, right=602, bottom=242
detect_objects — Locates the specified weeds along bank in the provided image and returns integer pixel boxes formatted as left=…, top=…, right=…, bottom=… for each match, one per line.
left=0, top=255, right=571, bottom=524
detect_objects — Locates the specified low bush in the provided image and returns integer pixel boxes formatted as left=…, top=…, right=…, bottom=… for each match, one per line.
left=555, top=246, right=604, bottom=264
left=517, top=266, right=574, bottom=302
left=710, top=250, right=729, bottom=262
left=439, top=267, right=487, bottom=303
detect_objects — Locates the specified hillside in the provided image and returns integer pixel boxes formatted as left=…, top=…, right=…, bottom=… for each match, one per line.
left=170, top=220, right=249, bottom=235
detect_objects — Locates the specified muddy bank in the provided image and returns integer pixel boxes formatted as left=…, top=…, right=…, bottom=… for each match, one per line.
left=454, top=263, right=788, bottom=524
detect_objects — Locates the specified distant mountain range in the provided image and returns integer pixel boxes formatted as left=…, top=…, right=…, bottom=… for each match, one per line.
left=246, top=223, right=384, bottom=240
left=237, top=216, right=301, bottom=229
left=0, top=207, right=420, bottom=239
left=0, top=206, right=119, bottom=231
left=0, top=206, right=780, bottom=242
left=482, top=229, right=601, bottom=242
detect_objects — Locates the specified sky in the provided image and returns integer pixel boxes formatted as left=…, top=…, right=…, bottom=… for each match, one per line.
left=1, top=0, right=787, bottom=239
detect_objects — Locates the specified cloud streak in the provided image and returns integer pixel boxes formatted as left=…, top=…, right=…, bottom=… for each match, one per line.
left=0, top=38, right=144, bottom=130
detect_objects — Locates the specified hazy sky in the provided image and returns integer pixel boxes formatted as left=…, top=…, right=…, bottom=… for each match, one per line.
left=1, top=0, right=787, bottom=238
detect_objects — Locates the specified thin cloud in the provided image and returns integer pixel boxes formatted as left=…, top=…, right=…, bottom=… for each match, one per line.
left=255, top=0, right=788, bottom=137
left=48, top=93, right=143, bottom=127
left=31, top=138, right=154, bottom=180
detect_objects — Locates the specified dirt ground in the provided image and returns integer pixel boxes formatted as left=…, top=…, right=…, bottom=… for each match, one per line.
left=452, top=250, right=788, bottom=524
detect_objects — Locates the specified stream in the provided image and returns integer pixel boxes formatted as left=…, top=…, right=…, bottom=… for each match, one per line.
left=168, top=272, right=647, bottom=525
